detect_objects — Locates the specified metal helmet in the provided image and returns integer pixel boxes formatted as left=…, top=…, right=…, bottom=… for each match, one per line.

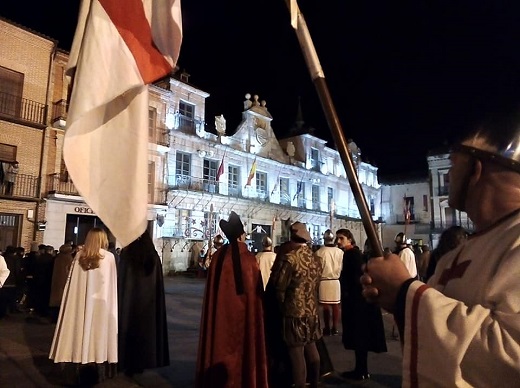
left=262, top=236, right=273, bottom=247
left=213, top=234, right=224, bottom=247
left=451, top=103, right=520, bottom=173
left=394, top=232, right=406, bottom=245
left=323, top=229, right=334, bottom=242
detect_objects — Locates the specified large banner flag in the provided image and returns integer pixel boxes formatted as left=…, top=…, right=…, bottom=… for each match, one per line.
left=245, top=158, right=257, bottom=187
left=64, top=0, right=182, bottom=246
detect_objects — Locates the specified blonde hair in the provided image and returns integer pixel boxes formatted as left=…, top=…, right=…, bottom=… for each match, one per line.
left=78, top=227, right=108, bottom=271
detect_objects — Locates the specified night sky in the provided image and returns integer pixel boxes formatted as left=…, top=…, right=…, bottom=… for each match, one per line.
left=3, top=0, right=520, bottom=178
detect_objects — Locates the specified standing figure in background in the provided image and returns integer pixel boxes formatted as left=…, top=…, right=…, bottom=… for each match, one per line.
left=314, top=229, right=343, bottom=336
left=5, top=161, right=19, bottom=195
left=118, top=231, right=169, bottom=376
left=48, top=244, right=74, bottom=323
left=268, top=222, right=322, bottom=388
left=204, top=234, right=224, bottom=269
left=394, top=233, right=418, bottom=278
left=49, top=227, right=118, bottom=384
left=336, top=229, right=387, bottom=381
left=425, top=225, right=468, bottom=282
left=0, top=253, right=10, bottom=319
left=256, top=236, right=277, bottom=290
left=33, top=245, right=55, bottom=318
left=196, top=211, right=268, bottom=387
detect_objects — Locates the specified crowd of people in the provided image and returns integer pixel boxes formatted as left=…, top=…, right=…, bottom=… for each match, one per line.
left=0, top=228, right=169, bottom=385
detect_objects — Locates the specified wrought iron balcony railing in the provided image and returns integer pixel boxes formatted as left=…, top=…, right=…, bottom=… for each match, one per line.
left=52, top=99, right=68, bottom=123
left=0, top=173, right=39, bottom=198
left=46, top=173, right=79, bottom=196
left=0, top=91, right=46, bottom=126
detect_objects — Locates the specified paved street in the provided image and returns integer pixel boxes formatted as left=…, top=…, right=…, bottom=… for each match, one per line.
left=0, top=275, right=402, bottom=387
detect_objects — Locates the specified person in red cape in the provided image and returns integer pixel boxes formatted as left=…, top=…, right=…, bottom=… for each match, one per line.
left=195, top=211, right=268, bottom=388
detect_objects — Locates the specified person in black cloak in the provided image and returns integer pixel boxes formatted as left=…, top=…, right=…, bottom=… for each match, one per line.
left=118, top=231, right=169, bottom=376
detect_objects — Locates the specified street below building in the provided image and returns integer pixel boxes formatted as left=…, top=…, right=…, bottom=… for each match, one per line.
left=0, top=275, right=402, bottom=387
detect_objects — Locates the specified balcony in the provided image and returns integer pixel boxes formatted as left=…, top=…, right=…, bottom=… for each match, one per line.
left=52, top=99, right=68, bottom=127
left=0, top=173, right=39, bottom=198
left=395, top=213, right=416, bottom=224
left=0, top=92, right=46, bottom=127
left=227, top=184, right=243, bottom=198
left=150, top=126, right=170, bottom=148
left=168, top=175, right=221, bottom=195
left=280, top=192, right=291, bottom=206
left=438, top=186, right=449, bottom=196
left=47, top=173, right=79, bottom=196
left=177, top=115, right=196, bottom=133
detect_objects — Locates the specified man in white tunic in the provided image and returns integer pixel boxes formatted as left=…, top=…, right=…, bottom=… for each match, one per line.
left=362, top=108, right=520, bottom=387
left=314, top=229, right=343, bottom=335
left=394, top=233, right=418, bottom=278
left=256, top=236, right=276, bottom=289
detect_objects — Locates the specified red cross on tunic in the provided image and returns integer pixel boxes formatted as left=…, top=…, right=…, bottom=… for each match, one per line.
left=438, top=251, right=471, bottom=286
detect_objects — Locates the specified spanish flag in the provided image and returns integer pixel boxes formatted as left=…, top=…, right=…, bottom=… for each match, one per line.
left=245, top=158, right=257, bottom=187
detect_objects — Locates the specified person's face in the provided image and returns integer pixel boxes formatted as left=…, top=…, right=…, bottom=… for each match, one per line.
left=336, top=234, right=351, bottom=250
left=448, top=150, right=475, bottom=212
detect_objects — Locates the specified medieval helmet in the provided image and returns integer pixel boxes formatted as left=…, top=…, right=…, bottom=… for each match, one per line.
left=213, top=234, right=224, bottom=247
left=323, top=229, right=334, bottom=242
left=451, top=102, right=520, bottom=173
left=394, top=232, right=406, bottom=245
left=262, top=236, right=273, bottom=247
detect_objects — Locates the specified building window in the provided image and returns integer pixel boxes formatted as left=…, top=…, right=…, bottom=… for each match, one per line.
left=203, top=158, right=218, bottom=193
left=179, top=101, right=194, bottom=118
left=256, top=171, right=267, bottom=199
left=148, top=107, right=157, bottom=140
left=297, top=181, right=306, bottom=208
left=175, top=152, right=191, bottom=187
left=280, top=177, right=290, bottom=205
left=439, top=170, right=449, bottom=196
left=0, top=143, right=17, bottom=163
left=228, top=165, right=241, bottom=196
left=327, top=187, right=334, bottom=211
left=310, top=148, right=320, bottom=171
left=404, top=196, right=415, bottom=222
left=148, top=161, right=155, bottom=203
left=312, top=185, right=320, bottom=211
left=0, top=66, right=24, bottom=118
left=423, top=194, right=428, bottom=212
left=370, top=197, right=375, bottom=216
left=312, top=224, right=320, bottom=245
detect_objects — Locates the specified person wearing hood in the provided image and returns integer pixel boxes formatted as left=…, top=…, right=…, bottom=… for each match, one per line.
left=196, top=211, right=268, bottom=387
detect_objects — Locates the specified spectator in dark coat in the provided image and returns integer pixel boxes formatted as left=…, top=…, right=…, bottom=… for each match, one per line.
left=49, top=244, right=74, bottom=323
left=336, top=229, right=387, bottom=381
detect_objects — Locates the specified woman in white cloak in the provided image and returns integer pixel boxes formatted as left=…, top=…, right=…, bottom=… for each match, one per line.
left=49, top=227, right=118, bottom=381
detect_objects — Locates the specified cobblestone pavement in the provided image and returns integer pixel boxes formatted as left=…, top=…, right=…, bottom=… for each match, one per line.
left=0, top=275, right=402, bottom=387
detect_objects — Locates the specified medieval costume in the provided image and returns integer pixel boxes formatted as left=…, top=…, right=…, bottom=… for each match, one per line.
left=49, top=244, right=74, bottom=322
left=49, top=249, right=118, bottom=365
left=314, top=231, right=343, bottom=335
left=265, top=222, right=323, bottom=388
left=118, top=231, right=169, bottom=374
left=397, top=210, right=520, bottom=387
left=196, top=211, right=268, bottom=388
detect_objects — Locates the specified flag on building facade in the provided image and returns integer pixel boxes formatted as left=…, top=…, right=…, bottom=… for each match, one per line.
left=216, top=155, right=225, bottom=182
left=63, top=0, right=182, bottom=246
left=293, top=178, right=304, bottom=201
left=245, top=158, right=257, bottom=187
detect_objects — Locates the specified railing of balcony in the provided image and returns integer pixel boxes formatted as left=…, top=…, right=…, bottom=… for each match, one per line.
left=280, top=192, right=291, bottom=206
left=154, top=126, right=170, bottom=147
left=0, top=92, right=46, bottom=126
left=150, top=187, right=167, bottom=205
left=438, top=186, right=449, bottom=196
left=47, top=173, right=80, bottom=196
left=168, top=175, right=222, bottom=195
left=177, top=115, right=196, bottom=133
left=0, top=173, right=39, bottom=198
left=228, top=184, right=243, bottom=198
left=52, top=99, right=68, bottom=122
left=256, top=190, right=269, bottom=202
left=395, top=214, right=416, bottom=223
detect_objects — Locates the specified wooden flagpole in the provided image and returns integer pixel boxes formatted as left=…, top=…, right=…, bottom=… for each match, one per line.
left=285, top=0, right=383, bottom=257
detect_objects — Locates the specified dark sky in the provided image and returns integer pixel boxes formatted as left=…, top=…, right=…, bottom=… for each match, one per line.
left=3, top=0, right=520, bottom=178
